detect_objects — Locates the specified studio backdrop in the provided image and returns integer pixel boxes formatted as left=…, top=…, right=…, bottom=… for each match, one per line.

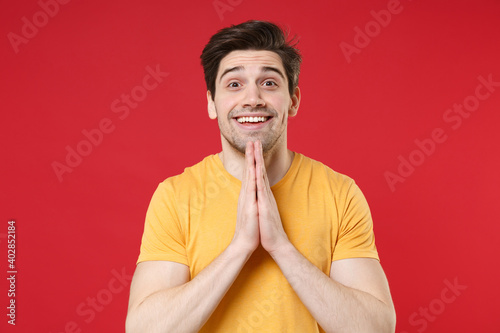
left=1, top=0, right=499, bottom=332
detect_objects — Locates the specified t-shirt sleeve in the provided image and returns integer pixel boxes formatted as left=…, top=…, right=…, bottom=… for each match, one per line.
left=331, top=180, right=379, bottom=262
left=137, top=180, right=189, bottom=266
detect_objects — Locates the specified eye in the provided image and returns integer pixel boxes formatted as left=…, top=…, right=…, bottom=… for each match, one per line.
left=263, top=80, right=277, bottom=87
left=228, top=82, right=241, bottom=88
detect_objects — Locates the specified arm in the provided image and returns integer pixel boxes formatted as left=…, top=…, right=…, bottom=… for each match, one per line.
left=125, top=244, right=252, bottom=333
left=269, top=246, right=396, bottom=333
left=252, top=140, right=396, bottom=332
left=126, top=141, right=260, bottom=333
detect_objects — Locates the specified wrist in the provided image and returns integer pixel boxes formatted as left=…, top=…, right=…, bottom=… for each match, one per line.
left=227, top=239, right=256, bottom=260
left=267, top=238, right=294, bottom=261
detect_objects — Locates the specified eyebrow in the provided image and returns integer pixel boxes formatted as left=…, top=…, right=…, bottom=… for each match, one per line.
left=218, top=66, right=285, bottom=83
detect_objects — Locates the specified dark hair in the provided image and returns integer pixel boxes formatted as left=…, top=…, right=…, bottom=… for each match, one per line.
left=200, top=20, right=301, bottom=100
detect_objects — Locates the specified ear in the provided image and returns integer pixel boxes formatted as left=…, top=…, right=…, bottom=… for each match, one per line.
left=288, top=86, right=301, bottom=117
left=207, top=90, right=217, bottom=119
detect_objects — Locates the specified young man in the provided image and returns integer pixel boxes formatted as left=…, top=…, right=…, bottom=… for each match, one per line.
left=126, top=20, right=396, bottom=332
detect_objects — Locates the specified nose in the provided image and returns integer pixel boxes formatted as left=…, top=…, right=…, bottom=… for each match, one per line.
left=242, top=83, right=265, bottom=108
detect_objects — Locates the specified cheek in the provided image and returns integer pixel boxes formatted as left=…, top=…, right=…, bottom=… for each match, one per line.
left=215, top=95, right=238, bottom=115
left=270, top=96, right=291, bottom=115
left=219, top=106, right=233, bottom=121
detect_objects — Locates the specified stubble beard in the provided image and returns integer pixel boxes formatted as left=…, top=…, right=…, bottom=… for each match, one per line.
left=215, top=106, right=286, bottom=156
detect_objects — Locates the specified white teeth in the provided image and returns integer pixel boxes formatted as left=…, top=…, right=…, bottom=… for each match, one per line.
left=237, top=116, right=268, bottom=123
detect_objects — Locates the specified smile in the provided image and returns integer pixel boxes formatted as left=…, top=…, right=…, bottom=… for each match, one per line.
left=233, top=116, right=273, bottom=130
left=236, top=116, right=270, bottom=124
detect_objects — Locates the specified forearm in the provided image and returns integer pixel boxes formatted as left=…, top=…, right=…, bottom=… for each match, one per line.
left=270, top=243, right=395, bottom=333
left=126, top=243, right=251, bottom=333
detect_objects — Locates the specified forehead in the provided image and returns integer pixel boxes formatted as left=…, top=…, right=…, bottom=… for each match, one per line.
left=217, top=50, right=285, bottom=78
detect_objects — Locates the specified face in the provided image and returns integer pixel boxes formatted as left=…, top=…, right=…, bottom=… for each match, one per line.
left=207, top=50, right=300, bottom=155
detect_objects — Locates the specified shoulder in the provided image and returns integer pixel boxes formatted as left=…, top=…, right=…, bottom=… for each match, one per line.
left=152, top=154, right=218, bottom=199
left=295, top=152, right=356, bottom=191
left=161, top=154, right=217, bottom=186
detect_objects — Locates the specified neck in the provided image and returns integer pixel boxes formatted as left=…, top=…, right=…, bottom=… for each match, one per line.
left=218, top=138, right=294, bottom=187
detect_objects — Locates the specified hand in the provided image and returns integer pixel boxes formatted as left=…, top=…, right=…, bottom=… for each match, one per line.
left=253, top=140, right=290, bottom=254
left=231, top=141, right=260, bottom=254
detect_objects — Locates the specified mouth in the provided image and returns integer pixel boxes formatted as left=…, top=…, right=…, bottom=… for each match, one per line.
left=233, top=116, right=273, bottom=130
left=235, top=116, right=271, bottom=124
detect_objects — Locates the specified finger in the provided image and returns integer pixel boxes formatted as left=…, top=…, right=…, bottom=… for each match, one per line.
left=245, top=141, right=256, bottom=195
left=254, top=141, right=268, bottom=199
left=260, top=142, right=273, bottom=190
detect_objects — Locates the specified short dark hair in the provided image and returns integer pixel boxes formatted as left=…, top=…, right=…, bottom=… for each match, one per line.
left=200, top=20, right=302, bottom=100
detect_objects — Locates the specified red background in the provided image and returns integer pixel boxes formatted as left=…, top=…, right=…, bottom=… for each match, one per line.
left=2, top=0, right=500, bottom=332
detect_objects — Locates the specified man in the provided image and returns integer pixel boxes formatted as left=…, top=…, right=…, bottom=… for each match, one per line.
left=126, top=20, right=396, bottom=332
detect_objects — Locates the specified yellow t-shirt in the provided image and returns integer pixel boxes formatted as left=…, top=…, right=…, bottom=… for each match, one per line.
left=138, top=152, right=378, bottom=332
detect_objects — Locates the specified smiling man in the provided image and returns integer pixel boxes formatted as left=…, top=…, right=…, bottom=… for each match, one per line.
left=126, top=20, right=396, bottom=333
